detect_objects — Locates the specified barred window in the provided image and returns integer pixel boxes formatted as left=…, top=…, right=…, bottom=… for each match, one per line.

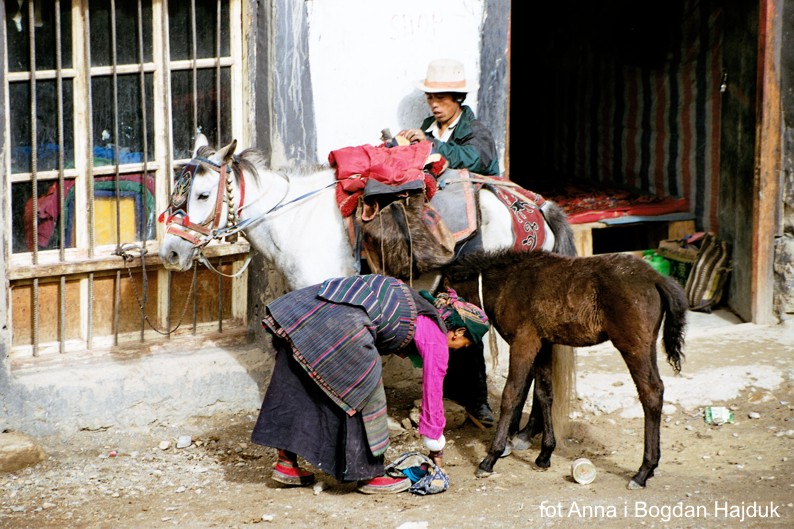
left=5, top=0, right=249, bottom=365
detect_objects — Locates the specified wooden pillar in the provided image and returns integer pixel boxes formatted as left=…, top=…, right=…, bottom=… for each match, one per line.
left=752, top=0, right=782, bottom=324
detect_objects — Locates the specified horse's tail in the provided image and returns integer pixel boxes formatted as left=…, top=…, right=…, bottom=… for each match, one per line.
left=657, top=276, right=688, bottom=373
left=544, top=201, right=577, bottom=257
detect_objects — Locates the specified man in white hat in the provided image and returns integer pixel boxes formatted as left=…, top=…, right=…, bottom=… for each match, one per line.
left=395, top=58, right=500, bottom=177
left=393, top=59, right=499, bottom=427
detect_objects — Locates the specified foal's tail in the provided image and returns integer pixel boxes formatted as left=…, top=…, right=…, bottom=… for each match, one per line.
left=657, top=276, right=688, bottom=373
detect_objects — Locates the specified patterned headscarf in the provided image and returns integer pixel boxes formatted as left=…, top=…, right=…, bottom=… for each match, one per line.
left=419, top=288, right=490, bottom=345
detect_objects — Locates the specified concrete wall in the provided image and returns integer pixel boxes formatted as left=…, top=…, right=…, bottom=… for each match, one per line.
left=2, top=346, right=269, bottom=436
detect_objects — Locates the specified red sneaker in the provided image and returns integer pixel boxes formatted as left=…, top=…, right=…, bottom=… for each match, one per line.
left=271, top=462, right=315, bottom=486
left=356, top=475, right=411, bottom=494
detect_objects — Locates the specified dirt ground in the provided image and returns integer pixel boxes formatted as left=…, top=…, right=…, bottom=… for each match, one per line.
left=2, top=313, right=793, bottom=529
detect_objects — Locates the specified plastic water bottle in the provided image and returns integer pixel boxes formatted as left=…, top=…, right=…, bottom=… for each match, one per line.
left=643, top=251, right=670, bottom=276
left=652, top=255, right=671, bottom=276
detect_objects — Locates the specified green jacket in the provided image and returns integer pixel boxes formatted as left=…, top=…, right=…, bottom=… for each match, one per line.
left=421, top=105, right=500, bottom=176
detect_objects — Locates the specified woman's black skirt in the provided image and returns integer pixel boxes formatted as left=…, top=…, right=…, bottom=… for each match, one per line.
left=251, top=337, right=384, bottom=482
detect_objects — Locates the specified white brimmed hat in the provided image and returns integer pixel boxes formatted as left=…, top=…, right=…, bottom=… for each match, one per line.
left=415, top=58, right=477, bottom=94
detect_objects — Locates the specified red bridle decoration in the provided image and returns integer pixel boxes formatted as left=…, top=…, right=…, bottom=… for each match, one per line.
left=160, top=157, right=245, bottom=248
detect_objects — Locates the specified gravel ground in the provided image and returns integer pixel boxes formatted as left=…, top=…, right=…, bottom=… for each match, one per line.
left=2, top=313, right=794, bottom=529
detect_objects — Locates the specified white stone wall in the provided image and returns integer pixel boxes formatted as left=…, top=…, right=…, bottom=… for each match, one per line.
left=306, top=0, right=487, bottom=162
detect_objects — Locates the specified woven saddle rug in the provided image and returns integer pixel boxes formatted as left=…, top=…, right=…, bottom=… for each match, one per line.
left=429, top=169, right=548, bottom=254
left=344, top=169, right=549, bottom=278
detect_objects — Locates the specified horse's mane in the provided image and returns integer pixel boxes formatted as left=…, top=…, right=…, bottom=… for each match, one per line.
left=193, top=145, right=332, bottom=187
left=271, top=162, right=334, bottom=178
left=443, top=248, right=550, bottom=282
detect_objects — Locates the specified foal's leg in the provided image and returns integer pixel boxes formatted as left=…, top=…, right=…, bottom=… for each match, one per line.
left=511, top=342, right=555, bottom=449
left=506, top=366, right=534, bottom=438
left=477, top=335, right=540, bottom=477
left=523, top=343, right=555, bottom=467
left=619, top=344, right=665, bottom=489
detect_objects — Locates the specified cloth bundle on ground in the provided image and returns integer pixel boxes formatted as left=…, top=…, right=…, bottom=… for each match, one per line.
left=385, top=452, right=450, bottom=495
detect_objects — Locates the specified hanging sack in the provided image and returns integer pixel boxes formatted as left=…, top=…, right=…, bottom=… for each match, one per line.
left=358, top=179, right=455, bottom=280
left=684, top=232, right=732, bottom=312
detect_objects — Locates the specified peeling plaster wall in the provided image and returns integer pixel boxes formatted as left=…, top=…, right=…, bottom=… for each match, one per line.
left=254, top=0, right=508, bottom=167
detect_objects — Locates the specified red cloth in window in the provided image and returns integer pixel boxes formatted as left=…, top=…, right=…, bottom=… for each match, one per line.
left=23, top=174, right=155, bottom=250
left=24, top=181, right=75, bottom=250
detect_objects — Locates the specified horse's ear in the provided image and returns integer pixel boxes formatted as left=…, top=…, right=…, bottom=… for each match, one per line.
left=193, top=133, right=209, bottom=157
left=173, top=162, right=186, bottom=180
left=213, top=139, right=238, bottom=164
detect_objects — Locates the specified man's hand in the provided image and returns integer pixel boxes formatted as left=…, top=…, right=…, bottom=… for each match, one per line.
left=396, top=129, right=426, bottom=144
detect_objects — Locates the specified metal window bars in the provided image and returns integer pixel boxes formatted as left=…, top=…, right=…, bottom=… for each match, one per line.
left=7, top=0, right=243, bottom=362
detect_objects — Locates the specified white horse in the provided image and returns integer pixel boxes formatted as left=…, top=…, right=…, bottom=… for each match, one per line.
left=159, top=135, right=577, bottom=459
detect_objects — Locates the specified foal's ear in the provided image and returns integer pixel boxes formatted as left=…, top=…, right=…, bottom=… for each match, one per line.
left=193, top=133, right=209, bottom=157
left=213, top=139, right=238, bottom=164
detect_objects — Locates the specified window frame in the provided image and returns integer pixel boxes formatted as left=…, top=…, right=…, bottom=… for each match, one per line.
left=4, top=0, right=251, bottom=363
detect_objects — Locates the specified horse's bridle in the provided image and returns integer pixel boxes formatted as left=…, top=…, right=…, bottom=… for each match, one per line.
left=159, top=156, right=246, bottom=248
left=160, top=156, right=346, bottom=278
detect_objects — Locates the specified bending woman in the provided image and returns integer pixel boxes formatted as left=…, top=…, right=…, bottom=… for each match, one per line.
left=251, top=274, right=489, bottom=494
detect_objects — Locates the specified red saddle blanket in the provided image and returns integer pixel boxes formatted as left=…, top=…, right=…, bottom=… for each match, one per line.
left=329, top=142, right=444, bottom=218
left=481, top=179, right=547, bottom=251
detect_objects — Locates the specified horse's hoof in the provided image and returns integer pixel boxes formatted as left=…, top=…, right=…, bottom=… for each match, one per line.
left=500, top=441, right=512, bottom=458
left=627, top=479, right=645, bottom=490
left=534, top=456, right=551, bottom=469
left=475, top=468, right=493, bottom=478
left=509, top=435, right=532, bottom=451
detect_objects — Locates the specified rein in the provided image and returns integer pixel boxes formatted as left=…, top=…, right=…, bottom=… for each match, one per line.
left=116, top=243, right=198, bottom=335
left=213, top=179, right=339, bottom=241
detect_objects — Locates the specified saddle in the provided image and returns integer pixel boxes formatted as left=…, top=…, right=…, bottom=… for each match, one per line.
left=357, top=177, right=457, bottom=280
left=331, top=143, right=548, bottom=281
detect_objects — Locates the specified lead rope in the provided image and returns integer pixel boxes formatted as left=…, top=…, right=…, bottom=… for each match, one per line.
left=372, top=199, right=415, bottom=286
left=198, top=252, right=253, bottom=278
left=117, top=244, right=197, bottom=335
left=479, top=272, right=499, bottom=370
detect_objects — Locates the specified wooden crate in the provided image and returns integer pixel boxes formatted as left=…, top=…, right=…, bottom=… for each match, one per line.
left=572, top=219, right=696, bottom=257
